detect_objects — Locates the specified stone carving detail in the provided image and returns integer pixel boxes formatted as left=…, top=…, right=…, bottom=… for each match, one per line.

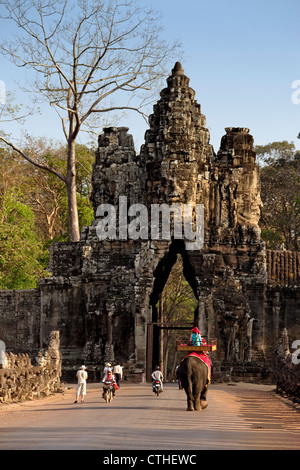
left=266, top=250, right=300, bottom=285
left=0, top=331, right=63, bottom=404
left=274, top=329, right=300, bottom=402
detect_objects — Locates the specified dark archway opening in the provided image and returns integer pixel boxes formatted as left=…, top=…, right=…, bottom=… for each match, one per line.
left=147, top=239, right=199, bottom=381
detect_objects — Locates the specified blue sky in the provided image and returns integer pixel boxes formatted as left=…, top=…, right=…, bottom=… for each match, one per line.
left=151, top=0, right=300, bottom=153
left=0, top=0, right=299, bottom=154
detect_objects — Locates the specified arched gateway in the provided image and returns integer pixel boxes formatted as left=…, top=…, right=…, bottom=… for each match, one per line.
left=1, top=63, right=299, bottom=382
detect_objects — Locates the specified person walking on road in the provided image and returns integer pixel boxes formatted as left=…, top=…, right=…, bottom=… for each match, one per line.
left=113, top=362, right=123, bottom=388
left=74, top=365, right=88, bottom=403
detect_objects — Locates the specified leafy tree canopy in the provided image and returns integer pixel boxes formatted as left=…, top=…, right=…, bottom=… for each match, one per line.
left=256, top=141, right=300, bottom=251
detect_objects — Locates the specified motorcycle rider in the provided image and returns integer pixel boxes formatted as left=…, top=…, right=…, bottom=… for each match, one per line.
left=102, top=362, right=112, bottom=381
left=151, top=365, right=164, bottom=392
left=102, top=370, right=117, bottom=398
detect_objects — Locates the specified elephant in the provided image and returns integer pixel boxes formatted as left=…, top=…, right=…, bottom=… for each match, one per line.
left=177, top=354, right=209, bottom=411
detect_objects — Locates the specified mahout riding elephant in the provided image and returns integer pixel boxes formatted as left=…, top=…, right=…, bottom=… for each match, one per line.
left=177, top=355, right=209, bottom=411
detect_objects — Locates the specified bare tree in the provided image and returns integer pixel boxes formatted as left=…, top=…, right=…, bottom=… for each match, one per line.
left=0, top=0, right=180, bottom=241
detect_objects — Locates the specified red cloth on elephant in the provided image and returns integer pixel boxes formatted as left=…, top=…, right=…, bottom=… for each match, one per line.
left=184, top=352, right=211, bottom=383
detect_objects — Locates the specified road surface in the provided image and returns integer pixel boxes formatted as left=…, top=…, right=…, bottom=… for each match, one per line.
left=0, top=382, right=299, bottom=451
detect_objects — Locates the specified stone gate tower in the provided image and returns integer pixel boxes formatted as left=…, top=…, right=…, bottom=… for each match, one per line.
left=45, top=61, right=269, bottom=380
left=1, top=63, right=299, bottom=382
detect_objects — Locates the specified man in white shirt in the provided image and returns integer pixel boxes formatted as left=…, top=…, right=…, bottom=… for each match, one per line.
left=113, top=362, right=123, bottom=388
left=74, top=365, right=88, bottom=403
left=151, top=365, right=163, bottom=391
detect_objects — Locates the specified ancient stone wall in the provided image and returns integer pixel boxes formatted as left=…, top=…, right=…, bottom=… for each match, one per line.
left=0, top=63, right=299, bottom=384
left=263, top=286, right=300, bottom=361
left=0, top=331, right=63, bottom=404
left=266, top=250, right=300, bottom=285
left=0, top=288, right=41, bottom=355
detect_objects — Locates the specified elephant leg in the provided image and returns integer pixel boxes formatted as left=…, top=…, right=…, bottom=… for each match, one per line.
left=200, top=383, right=208, bottom=409
left=180, top=377, right=193, bottom=411
left=185, top=384, right=195, bottom=411
left=192, top=383, right=202, bottom=411
left=187, top=396, right=194, bottom=411
left=194, top=395, right=201, bottom=411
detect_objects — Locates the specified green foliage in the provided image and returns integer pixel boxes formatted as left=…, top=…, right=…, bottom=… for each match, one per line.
left=255, top=141, right=296, bottom=165
left=0, top=189, right=48, bottom=289
left=161, top=258, right=197, bottom=324
left=0, top=139, right=95, bottom=287
left=260, top=228, right=282, bottom=249
left=256, top=141, right=300, bottom=251
left=77, top=194, right=94, bottom=231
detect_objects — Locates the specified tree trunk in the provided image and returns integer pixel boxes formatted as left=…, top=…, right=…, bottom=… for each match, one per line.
left=293, top=212, right=298, bottom=251
left=66, top=138, right=80, bottom=242
left=158, top=294, right=164, bottom=372
left=170, top=350, right=178, bottom=381
left=163, top=331, right=170, bottom=379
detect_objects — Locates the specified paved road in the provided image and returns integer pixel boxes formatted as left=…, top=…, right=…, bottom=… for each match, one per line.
left=0, top=382, right=299, bottom=451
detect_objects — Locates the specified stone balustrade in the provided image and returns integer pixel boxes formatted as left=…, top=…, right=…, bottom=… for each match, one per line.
left=0, top=331, right=63, bottom=404
left=267, top=250, right=300, bottom=286
left=274, top=329, right=300, bottom=403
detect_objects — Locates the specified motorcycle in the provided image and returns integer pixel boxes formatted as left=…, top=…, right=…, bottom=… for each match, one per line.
left=153, top=380, right=162, bottom=396
left=103, top=384, right=114, bottom=403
